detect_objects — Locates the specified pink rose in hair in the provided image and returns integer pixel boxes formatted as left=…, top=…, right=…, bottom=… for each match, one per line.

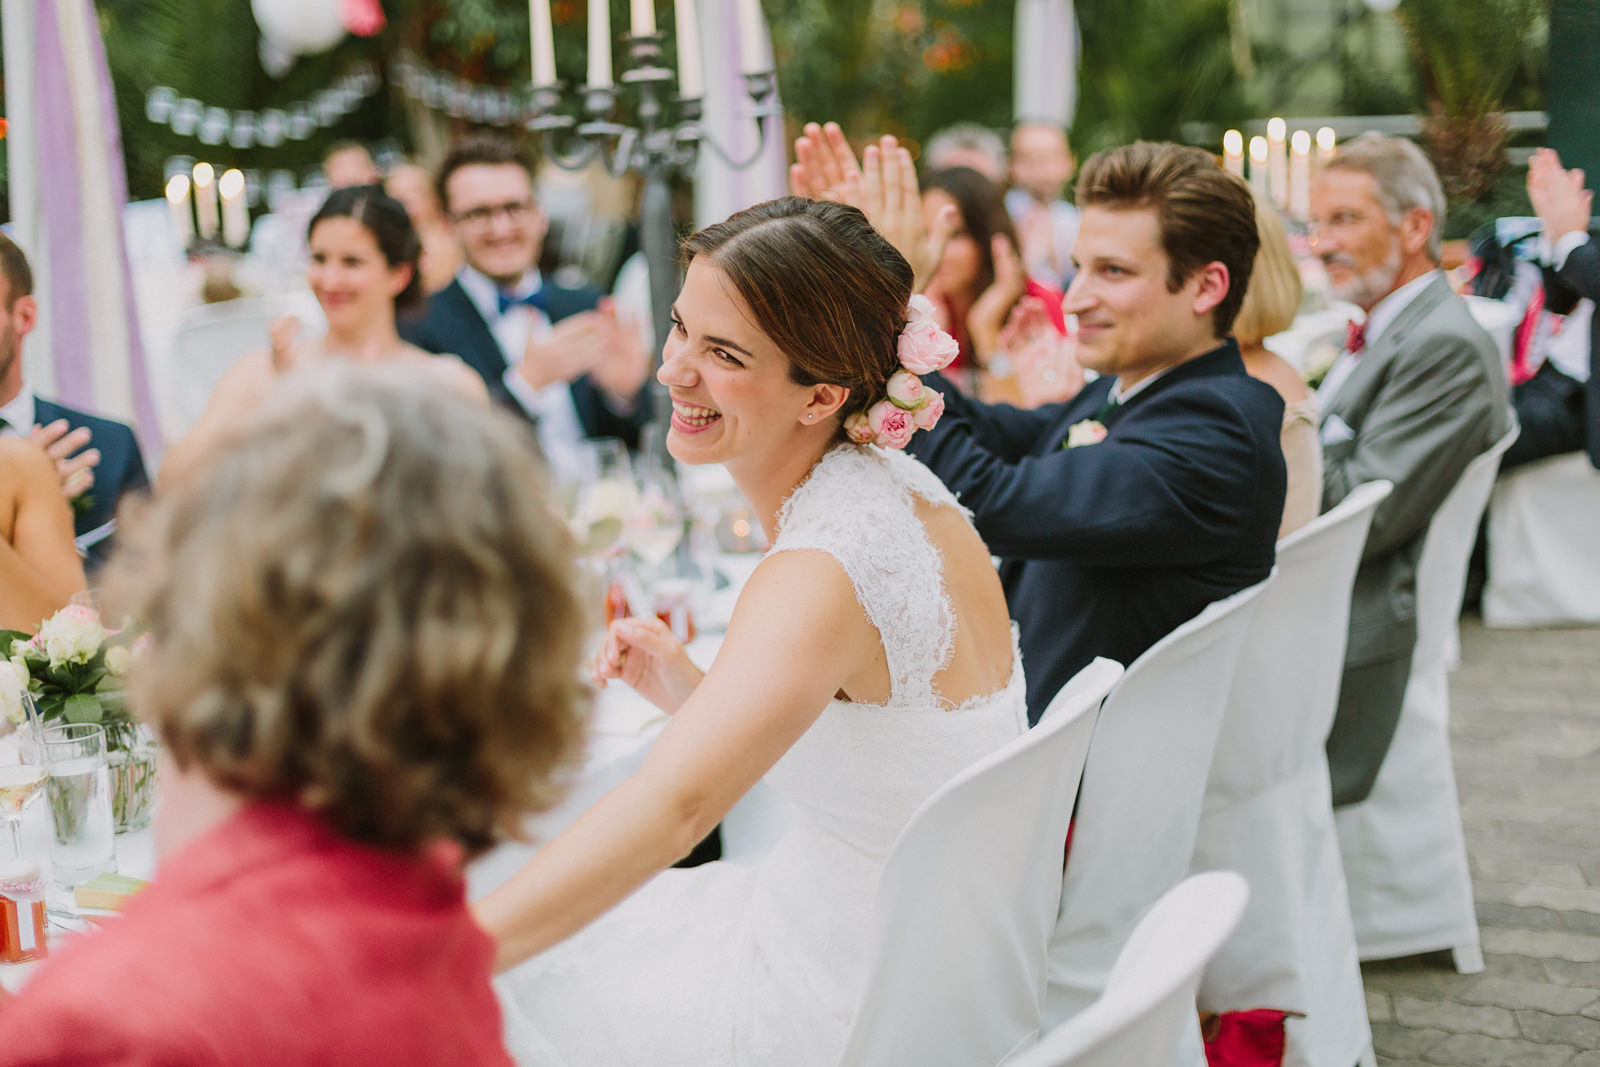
left=907, top=293, right=940, bottom=327
left=867, top=399, right=916, bottom=449
left=912, top=387, right=945, bottom=430
left=898, top=319, right=960, bottom=375
left=885, top=370, right=927, bottom=410
left=843, top=411, right=877, bottom=444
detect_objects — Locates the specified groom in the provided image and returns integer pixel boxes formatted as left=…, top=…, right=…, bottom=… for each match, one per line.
left=909, top=142, right=1286, bottom=723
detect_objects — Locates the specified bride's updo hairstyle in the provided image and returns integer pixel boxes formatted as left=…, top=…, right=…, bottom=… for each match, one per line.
left=680, top=197, right=914, bottom=430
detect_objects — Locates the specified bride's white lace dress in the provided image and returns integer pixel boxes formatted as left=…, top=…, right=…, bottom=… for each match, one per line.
left=497, top=444, right=1027, bottom=1066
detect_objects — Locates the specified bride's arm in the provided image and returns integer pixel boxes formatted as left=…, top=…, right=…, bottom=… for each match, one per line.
left=474, top=549, right=875, bottom=971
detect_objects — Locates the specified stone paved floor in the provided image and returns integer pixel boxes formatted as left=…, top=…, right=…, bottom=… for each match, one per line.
left=1364, top=617, right=1600, bottom=1067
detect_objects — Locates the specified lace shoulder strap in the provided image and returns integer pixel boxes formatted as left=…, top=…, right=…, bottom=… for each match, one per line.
left=769, top=445, right=954, bottom=707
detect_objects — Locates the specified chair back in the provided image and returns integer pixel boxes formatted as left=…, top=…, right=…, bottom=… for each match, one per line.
left=1045, top=578, right=1269, bottom=1028
left=840, top=659, right=1124, bottom=1067
left=1206, top=481, right=1392, bottom=804
left=1413, top=426, right=1518, bottom=668
left=1010, top=872, right=1250, bottom=1067
left=168, top=298, right=281, bottom=434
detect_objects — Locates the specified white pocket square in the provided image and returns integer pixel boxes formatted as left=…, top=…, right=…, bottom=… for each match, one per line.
left=1321, top=414, right=1355, bottom=445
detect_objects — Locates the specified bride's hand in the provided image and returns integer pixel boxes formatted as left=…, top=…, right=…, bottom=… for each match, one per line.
left=268, top=316, right=309, bottom=374
left=592, top=616, right=704, bottom=714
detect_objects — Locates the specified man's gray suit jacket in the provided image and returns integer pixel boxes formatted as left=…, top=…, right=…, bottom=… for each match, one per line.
left=1321, top=272, right=1514, bottom=667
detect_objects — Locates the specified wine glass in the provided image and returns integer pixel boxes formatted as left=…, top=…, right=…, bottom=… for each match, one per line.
left=627, top=469, right=685, bottom=573
left=574, top=439, right=637, bottom=557
left=0, top=696, right=47, bottom=859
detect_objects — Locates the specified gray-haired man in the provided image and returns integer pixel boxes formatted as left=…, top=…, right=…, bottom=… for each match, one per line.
left=1309, top=133, right=1513, bottom=806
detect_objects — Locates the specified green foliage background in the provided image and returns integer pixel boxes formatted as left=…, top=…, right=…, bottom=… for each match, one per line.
left=0, top=0, right=1552, bottom=233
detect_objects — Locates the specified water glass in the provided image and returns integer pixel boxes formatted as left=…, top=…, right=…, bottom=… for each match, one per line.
left=40, top=723, right=116, bottom=886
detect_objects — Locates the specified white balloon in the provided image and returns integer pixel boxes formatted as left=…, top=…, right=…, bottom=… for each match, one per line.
left=251, top=0, right=347, bottom=59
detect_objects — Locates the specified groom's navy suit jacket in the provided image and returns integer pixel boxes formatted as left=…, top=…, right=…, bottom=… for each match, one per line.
left=400, top=278, right=644, bottom=447
left=908, top=340, right=1285, bottom=723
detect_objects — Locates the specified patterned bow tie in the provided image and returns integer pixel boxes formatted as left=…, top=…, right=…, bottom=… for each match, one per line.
left=497, top=287, right=549, bottom=316
left=1345, top=319, right=1367, bottom=355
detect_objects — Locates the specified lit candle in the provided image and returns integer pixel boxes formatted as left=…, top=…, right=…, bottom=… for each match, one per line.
left=1248, top=136, right=1269, bottom=201
left=736, top=0, right=765, bottom=74
left=220, top=168, right=249, bottom=248
left=165, top=174, right=194, bottom=250
left=1267, top=117, right=1288, bottom=212
left=192, top=162, right=219, bottom=240
left=588, top=0, right=613, bottom=89
left=674, top=0, right=703, bottom=98
left=631, top=0, right=655, bottom=36
left=1289, top=130, right=1311, bottom=220
left=1222, top=129, right=1244, bottom=178
left=1316, top=126, right=1337, bottom=168
left=530, top=0, right=556, bottom=86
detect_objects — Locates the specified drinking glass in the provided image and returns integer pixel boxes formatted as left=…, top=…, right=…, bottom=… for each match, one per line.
left=0, top=703, right=46, bottom=860
left=40, top=723, right=116, bottom=886
left=574, top=439, right=637, bottom=557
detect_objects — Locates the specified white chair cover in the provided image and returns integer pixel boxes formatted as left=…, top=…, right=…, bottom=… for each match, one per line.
left=1010, top=872, right=1251, bottom=1067
left=1336, top=428, right=1518, bottom=971
left=840, top=659, right=1124, bottom=1067
left=1485, top=452, right=1600, bottom=627
left=165, top=298, right=282, bottom=438
left=1192, top=482, right=1392, bottom=1067
left=1044, top=578, right=1272, bottom=1067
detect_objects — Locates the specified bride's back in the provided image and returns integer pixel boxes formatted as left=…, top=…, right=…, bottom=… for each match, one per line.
left=917, top=496, right=1016, bottom=705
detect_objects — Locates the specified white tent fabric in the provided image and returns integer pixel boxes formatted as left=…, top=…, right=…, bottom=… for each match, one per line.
left=2, top=0, right=157, bottom=443
left=691, top=0, right=788, bottom=228
left=1014, top=0, right=1079, bottom=127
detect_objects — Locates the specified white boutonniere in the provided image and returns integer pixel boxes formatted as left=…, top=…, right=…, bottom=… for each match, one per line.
left=1064, top=419, right=1108, bottom=449
left=1301, top=341, right=1340, bottom=389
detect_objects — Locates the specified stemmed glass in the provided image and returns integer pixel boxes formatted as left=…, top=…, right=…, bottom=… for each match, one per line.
left=0, top=694, right=47, bottom=859
left=574, top=439, right=638, bottom=557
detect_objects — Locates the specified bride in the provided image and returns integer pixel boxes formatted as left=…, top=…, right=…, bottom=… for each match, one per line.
left=479, top=197, right=1027, bottom=1065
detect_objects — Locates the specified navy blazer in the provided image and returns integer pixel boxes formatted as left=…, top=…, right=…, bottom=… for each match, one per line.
left=399, top=278, right=644, bottom=447
left=32, top=397, right=149, bottom=571
left=1541, top=235, right=1600, bottom=468
left=908, top=341, right=1286, bottom=723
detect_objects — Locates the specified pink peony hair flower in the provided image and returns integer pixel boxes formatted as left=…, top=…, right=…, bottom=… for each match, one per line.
left=866, top=399, right=917, bottom=449
left=843, top=411, right=877, bottom=444
left=907, top=293, right=940, bottom=327
left=885, top=369, right=928, bottom=410
left=912, top=387, right=945, bottom=431
left=898, top=318, right=960, bottom=375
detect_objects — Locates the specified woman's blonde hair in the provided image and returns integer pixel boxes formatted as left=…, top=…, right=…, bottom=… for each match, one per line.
left=109, top=365, right=591, bottom=856
left=1232, top=202, right=1304, bottom=348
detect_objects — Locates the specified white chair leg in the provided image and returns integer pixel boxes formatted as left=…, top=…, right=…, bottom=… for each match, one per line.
left=1452, top=942, right=1485, bottom=974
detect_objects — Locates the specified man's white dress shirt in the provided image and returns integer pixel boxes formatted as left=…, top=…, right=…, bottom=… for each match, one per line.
left=0, top=384, right=36, bottom=436
left=456, top=266, right=592, bottom=481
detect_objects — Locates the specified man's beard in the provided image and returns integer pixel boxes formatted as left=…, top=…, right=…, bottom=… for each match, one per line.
left=1325, top=245, right=1402, bottom=309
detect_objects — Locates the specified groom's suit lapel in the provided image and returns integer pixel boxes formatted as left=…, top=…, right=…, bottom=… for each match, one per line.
left=1040, top=342, right=1248, bottom=453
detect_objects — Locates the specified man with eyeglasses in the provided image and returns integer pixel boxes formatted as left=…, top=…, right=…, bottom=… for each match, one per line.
left=1308, top=133, right=1511, bottom=808
left=400, top=134, right=650, bottom=472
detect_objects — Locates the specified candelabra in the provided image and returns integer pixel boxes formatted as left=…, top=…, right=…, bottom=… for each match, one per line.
left=529, top=34, right=783, bottom=448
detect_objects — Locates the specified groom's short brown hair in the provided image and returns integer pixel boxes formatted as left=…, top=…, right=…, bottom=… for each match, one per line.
left=1075, top=142, right=1259, bottom=337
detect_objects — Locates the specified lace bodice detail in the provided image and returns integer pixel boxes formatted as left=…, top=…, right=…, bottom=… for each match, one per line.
left=769, top=444, right=969, bottom=710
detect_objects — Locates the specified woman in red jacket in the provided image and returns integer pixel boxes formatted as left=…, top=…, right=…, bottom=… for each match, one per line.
left=0, top=365, right=590, bottom=1065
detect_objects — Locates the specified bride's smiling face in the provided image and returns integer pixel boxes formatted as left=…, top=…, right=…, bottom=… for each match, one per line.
left=660, top=258, right=843, bottom=469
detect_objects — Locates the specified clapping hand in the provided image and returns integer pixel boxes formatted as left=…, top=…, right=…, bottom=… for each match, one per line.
left=789, top=121, right=957, bottom=293
left=593, top=615, right=705, bottom=715
left=967, top=235, right=1030, bottom=366
left=27, top=420, right=98, bottom=500
left=268, top=315, right=312, bottom=375
left=999, top=296, right=1084, bottom=408
left=1527, top=148, right=1593, bottom=244
left=521, top=302, right=651, bottom=402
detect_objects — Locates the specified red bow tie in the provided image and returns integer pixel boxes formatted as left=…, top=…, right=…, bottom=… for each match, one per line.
left=1345, top=319, right=1367, bottom=355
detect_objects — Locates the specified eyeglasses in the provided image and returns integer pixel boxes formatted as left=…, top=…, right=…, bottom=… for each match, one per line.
left=451, top=200, right=536, bottom=228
